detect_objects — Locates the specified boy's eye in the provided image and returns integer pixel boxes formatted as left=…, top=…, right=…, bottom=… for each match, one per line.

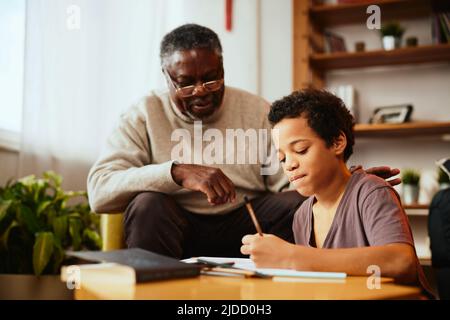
left=279, top=157, right=285, bottom=163
left=296, top=148, right=308, bottom=155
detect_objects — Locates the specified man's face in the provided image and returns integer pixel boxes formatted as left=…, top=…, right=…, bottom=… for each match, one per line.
left=273, top=116, right=343, bottom=197
left=163, top=48, right=225, bottom=120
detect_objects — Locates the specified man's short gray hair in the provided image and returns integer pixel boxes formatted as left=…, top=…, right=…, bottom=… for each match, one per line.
left=160, top=24, right=223, bottom=66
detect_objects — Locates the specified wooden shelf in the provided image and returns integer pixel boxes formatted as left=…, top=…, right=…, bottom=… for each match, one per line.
left=310, top=0, right=450, bottom=27
left=404, top=204, right=429, bottom=210
left=355, top=121, right=450, bottom=138
left=310, top=44, right=450, bottom=71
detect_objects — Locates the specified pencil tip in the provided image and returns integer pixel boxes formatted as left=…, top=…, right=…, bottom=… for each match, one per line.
left=244, top=196, right=249, bottom=203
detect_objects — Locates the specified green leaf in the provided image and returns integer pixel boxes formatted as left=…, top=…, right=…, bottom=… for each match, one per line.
left=0, top=200, right=14, bottom=235
left=69, top=218, right=82, bottom=250
left=0, top=221, right=19, bottom=250
left=51, top=240, right=65, bottom=274
left=52, top=216, right=68, bottom=243
left=18, top=175, right=36, bottom=188
left=37, top=200, right=52, bottom=217
left=43, top=171, right=62, bottom=188
left=17, top=205, right=41, bottom=234
left=33, top=232, right=54, bottom=275
left=82, top=229, right=102, bottom=250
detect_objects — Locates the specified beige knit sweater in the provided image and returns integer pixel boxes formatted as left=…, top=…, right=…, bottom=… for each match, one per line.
left=87, top=86, right=289, bottom=214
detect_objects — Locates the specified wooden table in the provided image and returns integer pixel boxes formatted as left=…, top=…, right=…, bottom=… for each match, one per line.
left=74, top=274, right=423, bottom=300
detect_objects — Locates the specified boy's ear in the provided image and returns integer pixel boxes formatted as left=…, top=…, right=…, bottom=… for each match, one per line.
left=333, top=131, right=347, bottom=157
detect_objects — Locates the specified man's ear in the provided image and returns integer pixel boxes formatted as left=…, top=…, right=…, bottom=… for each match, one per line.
left=333, top=131, right=347, bottom=157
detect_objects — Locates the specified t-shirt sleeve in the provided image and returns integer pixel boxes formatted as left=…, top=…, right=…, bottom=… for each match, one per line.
left=360, top=186, right=414, bottom=247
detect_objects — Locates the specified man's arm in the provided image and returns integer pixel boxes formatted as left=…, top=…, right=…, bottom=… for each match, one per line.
left=351, top=165, right=402, bottom=186
left=87, top=107, right=181, bottom=213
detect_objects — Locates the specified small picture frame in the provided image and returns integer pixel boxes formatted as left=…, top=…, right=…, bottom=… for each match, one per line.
left=369, top=104, right=413, bottom=124
left=436, top=158, right=450, bottom=179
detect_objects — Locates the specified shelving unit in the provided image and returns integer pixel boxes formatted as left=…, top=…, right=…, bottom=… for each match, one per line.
left=292, top=0, right=450, bottom=262
left=404, top=204, right=429, bottom=210
left=354, top=121, right=450, bottom=138
left=309, top=0, right=444, bottom=28
left=293, top=0, right=450, bottom=89
left=311, top=44, right=450, bottom=71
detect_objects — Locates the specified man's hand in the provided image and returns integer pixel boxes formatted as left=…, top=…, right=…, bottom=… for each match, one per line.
left=171, top=163, right=236, bottom=205
left=241, top=233, right=295, bottom=269
left=366, top=166, right=401, bottom=186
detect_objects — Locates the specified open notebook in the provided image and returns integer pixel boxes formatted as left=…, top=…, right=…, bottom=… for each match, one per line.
left=183, top=257, right=347, bottom=281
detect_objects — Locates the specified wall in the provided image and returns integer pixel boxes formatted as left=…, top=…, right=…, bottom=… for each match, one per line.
left=0, top=149, right=19, bottom=186
left=169, top=0, right=293, bottom=102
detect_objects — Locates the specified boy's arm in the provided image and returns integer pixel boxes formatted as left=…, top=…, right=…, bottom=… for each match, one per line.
left=288, top=243, right=417, bottom=283
left=241, top=234, right=417, bottom=284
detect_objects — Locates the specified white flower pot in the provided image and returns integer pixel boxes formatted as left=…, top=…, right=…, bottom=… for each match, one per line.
left=382, top=36, right=401, bottom=51
left=403, top=184, right=419, bottom=205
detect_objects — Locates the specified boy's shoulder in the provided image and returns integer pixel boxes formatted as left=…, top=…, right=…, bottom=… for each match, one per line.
left=349, top=169, right=393, bottom=194
left=348, top=169, right=401, bottom=208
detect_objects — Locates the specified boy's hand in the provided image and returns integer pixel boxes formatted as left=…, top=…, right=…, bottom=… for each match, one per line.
left=241, top=234, right=295, bottom=269
left=351, top=165, right=401, bottom=187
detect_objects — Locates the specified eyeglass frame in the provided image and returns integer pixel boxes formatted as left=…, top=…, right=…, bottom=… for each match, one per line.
left=163, top=68, right=224, bottom=98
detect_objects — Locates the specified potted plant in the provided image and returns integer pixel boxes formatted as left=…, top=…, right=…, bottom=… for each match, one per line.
left=438, top=168, right=450, bottom=190
left=380, top=22, right=405, bottom=50
left=401, top=169, right=420, bottom=205
left=0, top=171, right=101, bottom=298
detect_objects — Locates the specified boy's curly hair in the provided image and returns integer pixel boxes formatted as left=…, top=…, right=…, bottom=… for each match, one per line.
left=268, top=89, right=355, bottom=161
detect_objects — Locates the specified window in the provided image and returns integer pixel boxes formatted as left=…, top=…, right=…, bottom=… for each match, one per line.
left=0, top=0, right=25, bottom=149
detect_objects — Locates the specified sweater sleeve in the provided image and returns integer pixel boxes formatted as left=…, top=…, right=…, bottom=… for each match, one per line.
left=87, top=104, right=182, bottom=213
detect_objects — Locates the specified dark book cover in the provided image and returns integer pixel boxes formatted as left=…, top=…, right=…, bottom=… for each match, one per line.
left=66, top=248, right=201, bottom=283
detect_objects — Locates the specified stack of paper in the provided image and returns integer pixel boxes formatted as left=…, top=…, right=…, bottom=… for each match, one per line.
left=182, top=257, right=347, bottom=281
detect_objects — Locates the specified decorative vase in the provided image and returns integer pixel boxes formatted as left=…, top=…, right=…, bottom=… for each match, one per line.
left=382, top=36, right=401, bottom=50
left=403, top=184, right=419, bottom=205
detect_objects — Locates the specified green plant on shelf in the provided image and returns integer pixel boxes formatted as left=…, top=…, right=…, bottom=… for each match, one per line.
left=401, top=169, right=420, bottom=185
left=380, top=22, right=405, bottom=38
left=0, top=171, right=101, bottom=275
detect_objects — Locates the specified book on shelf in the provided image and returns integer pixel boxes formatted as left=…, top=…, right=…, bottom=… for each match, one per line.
left=324, top=31, right=347, bottom=53
left=432, top=12, right=450, bottom=44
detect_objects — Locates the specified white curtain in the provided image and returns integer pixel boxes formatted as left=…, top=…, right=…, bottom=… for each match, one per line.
left=19, top=0, right=183, bottom=191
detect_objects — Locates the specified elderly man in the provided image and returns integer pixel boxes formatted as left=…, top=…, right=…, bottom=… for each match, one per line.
left=88, top=24, right=399, bottom=259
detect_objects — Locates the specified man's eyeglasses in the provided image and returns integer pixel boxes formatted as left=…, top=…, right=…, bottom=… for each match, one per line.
left=163, top=69, right=224, bottom=98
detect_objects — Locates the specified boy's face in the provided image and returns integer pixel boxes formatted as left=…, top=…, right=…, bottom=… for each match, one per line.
left=273, top=116, right=345, bottom=197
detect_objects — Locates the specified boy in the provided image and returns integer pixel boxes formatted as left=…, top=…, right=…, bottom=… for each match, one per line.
left=241, top=89, right=432, bottom=295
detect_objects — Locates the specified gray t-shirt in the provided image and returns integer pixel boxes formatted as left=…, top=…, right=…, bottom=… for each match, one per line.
left=292, top=169, right=433, bottom=297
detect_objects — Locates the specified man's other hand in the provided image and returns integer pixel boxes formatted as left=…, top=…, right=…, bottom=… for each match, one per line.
left=364, top=165, right=401, bottom=187
left=171, top=163, right=236, bottom=205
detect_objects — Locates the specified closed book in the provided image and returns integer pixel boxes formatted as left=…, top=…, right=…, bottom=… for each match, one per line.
left=64, top=248, right=201, bottom=283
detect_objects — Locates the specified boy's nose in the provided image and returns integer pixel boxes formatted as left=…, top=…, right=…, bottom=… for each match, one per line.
left=285, top=158, right=299, bottom=171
